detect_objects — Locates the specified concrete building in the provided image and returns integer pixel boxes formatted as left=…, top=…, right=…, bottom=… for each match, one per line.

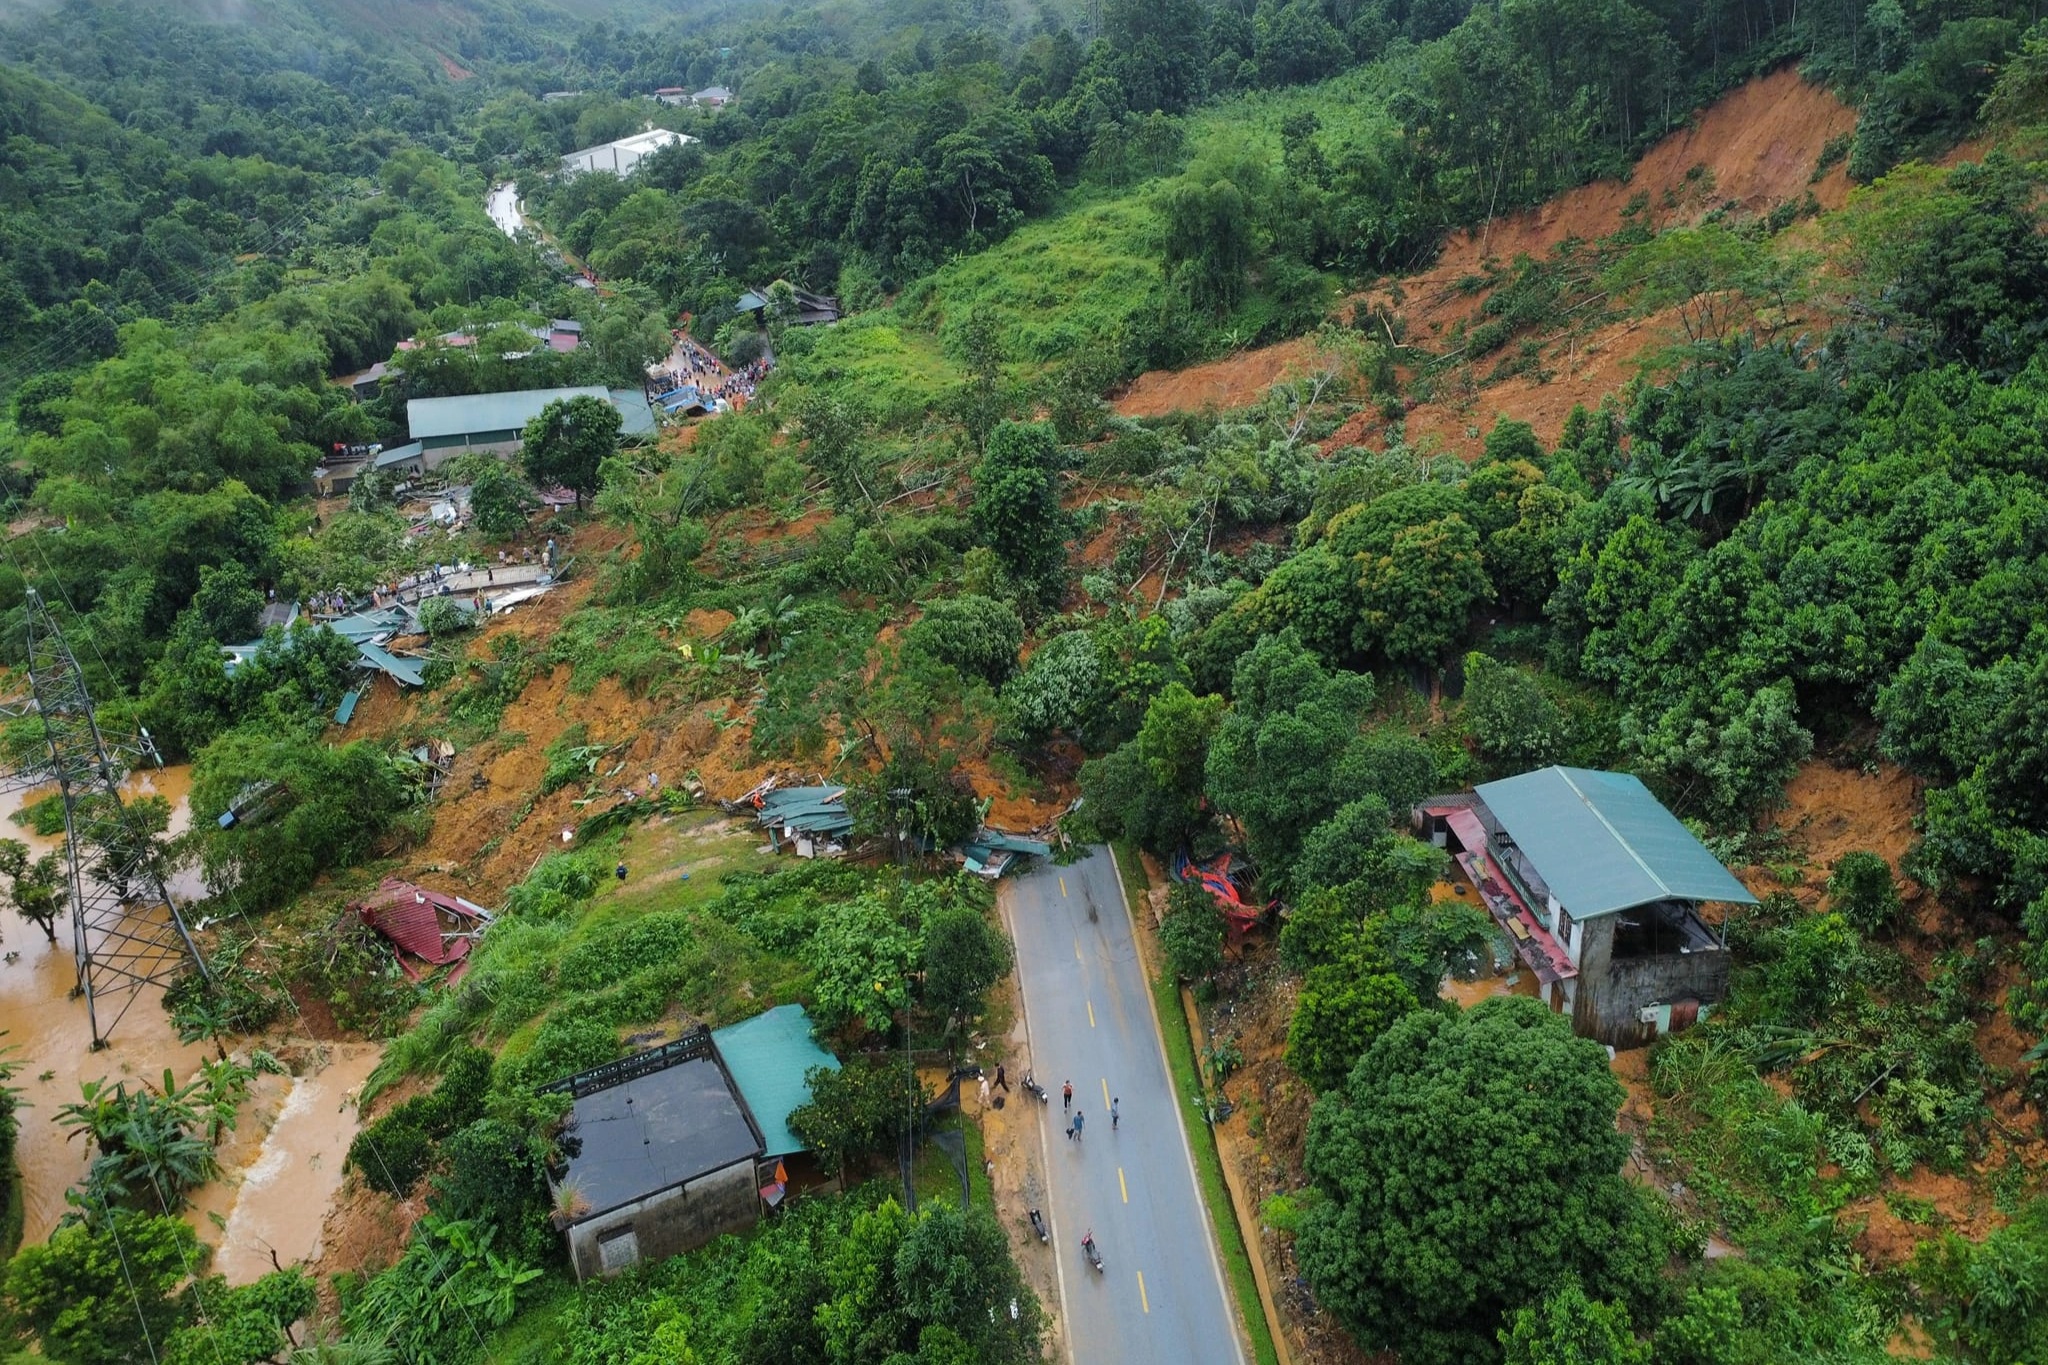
left=654, top=86, right=690, bottom=106
left=546, top=1010, right=838, bottom=1280
left=561, top=126, right=696, bottom=177
left=693, top=85, right=734, bottom=107
left=1415, top=766, right=1758, bottom=1049
left=405, top=386, right=656, bottom=464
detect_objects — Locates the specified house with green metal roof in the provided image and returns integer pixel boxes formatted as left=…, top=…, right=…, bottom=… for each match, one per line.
left=1416, top=766, right=1759, bottom=1048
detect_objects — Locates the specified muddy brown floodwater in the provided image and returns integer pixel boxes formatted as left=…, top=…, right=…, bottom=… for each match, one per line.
left=0, top=767, right=379, bottom=1278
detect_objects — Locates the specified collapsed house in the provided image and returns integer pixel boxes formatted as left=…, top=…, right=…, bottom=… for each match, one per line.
left=353, top=877, right=493, bottom=981
left=1415, top=766, right=1759, bottom=1049
left=957, top=829, right=1051, bottom=879
left=545, top=1006, right=838, bottom=1280
left=750, top=785, right=853, bottom=858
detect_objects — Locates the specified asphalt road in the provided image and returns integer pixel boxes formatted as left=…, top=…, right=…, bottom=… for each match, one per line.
left=1001, top=847, right=1247, bottom=1365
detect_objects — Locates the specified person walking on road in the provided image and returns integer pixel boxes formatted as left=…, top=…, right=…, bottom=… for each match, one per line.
left=1111, top=1097, right=1119, bottom=1130
left=1072, top=1110, right=1085, bottom=1142
left=1062, top=1080, right=1072, bottom=1111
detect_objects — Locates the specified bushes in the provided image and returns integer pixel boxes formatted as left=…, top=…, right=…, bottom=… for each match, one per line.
left=905, top=594, right=1024, bottom=684
left=1160, top=881, right=1226, bottom=982
left=346, top=1046, right=493, bottom=1197
left=1827, top=851, right=1902, bottom=937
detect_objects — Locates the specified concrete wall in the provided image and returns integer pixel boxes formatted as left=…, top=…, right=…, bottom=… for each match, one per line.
left=566, top=1158, right=760, bottom=1281
left=1569, top=915, right=1730, bottom=1050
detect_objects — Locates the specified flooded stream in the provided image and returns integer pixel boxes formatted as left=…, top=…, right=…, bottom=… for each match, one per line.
left=0, top=769, right=378, bottom=1278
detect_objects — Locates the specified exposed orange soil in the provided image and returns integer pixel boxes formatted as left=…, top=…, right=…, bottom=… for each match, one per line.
left=1732, top=758, right=2046, bottom=1266
left=1118, top=68, right=1857, bottom=455
left=1116, top=338, right=1315, bottom=419
left=434, top=51, right=474, bottom=81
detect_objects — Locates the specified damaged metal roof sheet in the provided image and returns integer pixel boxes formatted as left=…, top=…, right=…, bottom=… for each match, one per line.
left=755, top=786, right=854, bottom=836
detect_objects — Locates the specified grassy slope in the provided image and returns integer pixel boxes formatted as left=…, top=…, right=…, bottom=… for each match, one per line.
left=779, top=63, right=1414, bottom=423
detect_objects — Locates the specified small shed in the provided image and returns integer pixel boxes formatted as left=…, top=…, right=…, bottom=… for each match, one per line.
left=545, top=1031, right=769, bottom=1280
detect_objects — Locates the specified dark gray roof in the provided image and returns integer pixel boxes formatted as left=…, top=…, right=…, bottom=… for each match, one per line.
left=1473, top=766, right=1760, bottom=918
left=553, top=1039, right=763, bottom=1221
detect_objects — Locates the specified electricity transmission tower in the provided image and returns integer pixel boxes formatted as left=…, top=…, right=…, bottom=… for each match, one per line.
left=0, top=590, right=208, bottom=1048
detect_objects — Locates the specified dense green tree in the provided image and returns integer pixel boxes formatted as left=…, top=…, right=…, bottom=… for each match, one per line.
left=906, top=595, right=1025, bottom=685
left=971, top=422, right=1066, bottom=603
left=4, top=1211, right=202, bottom=1365
left=1203, top=631, right=1377, bottom=875
left=1159, top=880, right=1227, bottom=982
left=1298, top=997, right=1669, bottom=1365
left=921, top=902, right=1014, bottom=1026
left=467, top=462, right=539, bottom=540
left=1463, top=653, right=1569, bottom=773
left=789, top=1057, right=928, bottom=1177
left=521, top=395, right=621, bottom=511
left=1499, top=1280, right=1650, bottom=1365
left=805, top=893, right=923, bottom=1034
left=1286, top=937, right=1419, bottom=1093
left=0, top=838, right=66, bottom=943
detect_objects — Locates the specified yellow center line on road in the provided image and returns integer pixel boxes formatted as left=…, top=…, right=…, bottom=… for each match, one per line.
left=1087, top=1000, right=1096, bottom=1028
left=1059, top=876, right=1068, bottom=897
left=1137, top=1270, right=1149, bottom=1313
left=1119, top=1167, right=1128, bottom=1203
left=1101, top=1078, right=1110, bottom=1108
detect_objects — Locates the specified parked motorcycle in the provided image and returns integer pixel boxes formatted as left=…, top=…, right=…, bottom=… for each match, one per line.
left=1021, top=1072, right=1049, bottom=1104
left=1028, top=1207, right=1050, bottom=1243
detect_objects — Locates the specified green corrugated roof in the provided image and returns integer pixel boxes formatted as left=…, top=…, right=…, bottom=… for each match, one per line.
left=1474, top=766, right=1759, bottom=918
left=407, top=386, right=612, bottom=440
left=408, top=386, right=656, bottom=444
left=712, top=1004, right=839, bottom=1159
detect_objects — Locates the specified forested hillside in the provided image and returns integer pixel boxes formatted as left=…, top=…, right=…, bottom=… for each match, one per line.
left=0, top=0, right=2047, bottom=1362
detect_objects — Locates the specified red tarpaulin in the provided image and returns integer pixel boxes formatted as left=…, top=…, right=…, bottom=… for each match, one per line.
left=355, top=878, right=490, bottom=980
left=1172, top=850, right=1269, bottom=930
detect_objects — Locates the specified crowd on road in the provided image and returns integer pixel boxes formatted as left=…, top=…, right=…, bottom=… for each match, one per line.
left=649, top=333, right=775, bottom=413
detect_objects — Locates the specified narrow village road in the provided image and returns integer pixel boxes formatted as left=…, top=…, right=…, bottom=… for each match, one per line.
left=1000, top=848, right=1247, bottom=1365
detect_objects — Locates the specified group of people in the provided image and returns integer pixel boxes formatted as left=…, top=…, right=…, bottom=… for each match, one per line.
left=1061, top=1078, right=1118, bottom=1143
left=649, top=335, right=774, bottom=414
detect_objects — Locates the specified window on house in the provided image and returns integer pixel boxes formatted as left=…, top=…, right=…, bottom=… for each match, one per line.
left=597, top=1225, right=640, bottom=1273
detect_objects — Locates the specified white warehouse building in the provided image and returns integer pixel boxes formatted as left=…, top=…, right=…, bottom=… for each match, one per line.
left=561, top=127, right=695, bottom=177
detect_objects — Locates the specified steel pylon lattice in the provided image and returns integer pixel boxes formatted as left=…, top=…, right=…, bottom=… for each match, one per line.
left=10, top=589, right=208, bottom=1048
